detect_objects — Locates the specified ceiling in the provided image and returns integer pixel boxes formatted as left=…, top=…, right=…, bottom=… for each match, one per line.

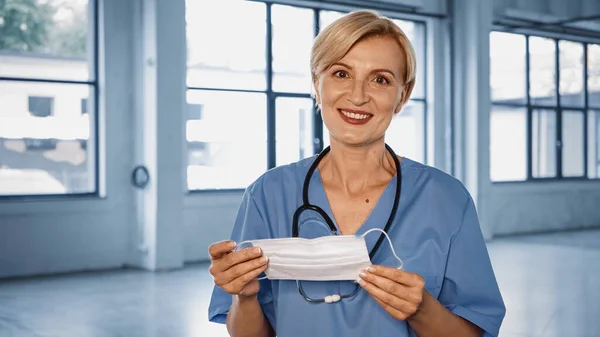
left=493, top=0, right=600, bottom=38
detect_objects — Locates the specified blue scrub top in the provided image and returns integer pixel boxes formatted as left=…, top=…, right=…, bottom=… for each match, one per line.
left=208, top=156, right=506, bottom=337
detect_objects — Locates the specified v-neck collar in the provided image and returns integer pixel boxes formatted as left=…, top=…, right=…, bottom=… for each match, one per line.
left=308, top=159, right=411, bottom=254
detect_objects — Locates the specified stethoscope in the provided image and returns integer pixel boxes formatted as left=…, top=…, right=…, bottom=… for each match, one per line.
left=291, top=143, right=403, bottom=303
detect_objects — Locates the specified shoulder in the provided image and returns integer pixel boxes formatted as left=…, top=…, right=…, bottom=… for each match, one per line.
left=401, top=157, right=472, bottom=214
left=399, top=158, right=479, bottom=250
left=235, top=157, right=317, bottom=238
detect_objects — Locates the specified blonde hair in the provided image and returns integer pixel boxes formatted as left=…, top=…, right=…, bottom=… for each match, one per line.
left=311, top=10, right=417, bottom=99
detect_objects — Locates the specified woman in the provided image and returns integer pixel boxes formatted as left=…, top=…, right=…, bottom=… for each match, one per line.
left=207, top=10, right=505, bottom=337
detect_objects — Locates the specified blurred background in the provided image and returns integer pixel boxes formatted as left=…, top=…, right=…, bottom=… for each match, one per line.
left=0, top=0, right=598, bottom=336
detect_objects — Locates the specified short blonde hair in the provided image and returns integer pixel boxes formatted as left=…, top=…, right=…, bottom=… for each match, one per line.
left=311, top=10, right=417, bottom=99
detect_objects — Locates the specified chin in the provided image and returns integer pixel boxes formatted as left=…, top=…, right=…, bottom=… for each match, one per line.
left=330, top=134, right=381, bottom=148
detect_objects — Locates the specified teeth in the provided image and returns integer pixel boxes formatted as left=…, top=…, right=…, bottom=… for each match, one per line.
left=341, top=110, right=370, bottom=120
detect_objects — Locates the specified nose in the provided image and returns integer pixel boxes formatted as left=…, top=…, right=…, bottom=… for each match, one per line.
left=347, top=79, right=369, bottom=106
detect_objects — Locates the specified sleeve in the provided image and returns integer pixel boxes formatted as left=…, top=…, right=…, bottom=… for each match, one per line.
left=438, top=195, right=506, bottom=337
left=207, top=187, right=276, bottom=329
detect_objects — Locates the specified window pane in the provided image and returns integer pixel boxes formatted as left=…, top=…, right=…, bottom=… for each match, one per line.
left=318, top=11, right=344, bottom=152
left=532, top=109, right=557, bottom=178
left=186, top=1, right=266, bottom=90
left=490, top=32, right=526, bottom=104
left=393, top=19, right=424, bottom=99
left=561, top=110, right=584, bottom=177
left=490, top=106, right=527, bottom=182
left=588, top=110, right=600, bottom=178
left=276, top=97, right=315, bottom=166
left=529, top=37, right=556, bottom=106
left=272, top=5, right=313, bottom=93
left=386, top=100, right=425, bottom=163
left=0, top=81, right=95, bottom=195
left=319, top=10, right=345, bottom=33
left=392, top=19, right=415, bottom=44
left=186, top=90, right=267, bottom=190
left=588, top=44, right=600, bottom=108
left=559, top=41, right=584, bottom=107
left=0, top=0, right=93, bottom=81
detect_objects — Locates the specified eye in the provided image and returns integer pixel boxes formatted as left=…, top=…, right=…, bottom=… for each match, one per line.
left=375, top=76, right=390, bottom=85
left=333, top=70, right=348, bottom=78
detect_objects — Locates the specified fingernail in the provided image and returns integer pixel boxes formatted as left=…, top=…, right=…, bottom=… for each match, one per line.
left=254, top=247, right=262, bottom=254
left=229, top=241, right=236, bottom=248
left=359, top=272, right=367, bottom=278
left=357, top=279, right=365, bottom=286
left=261, top=256, right=268, bottom=263
left=367, top=266, right=374, bottom=272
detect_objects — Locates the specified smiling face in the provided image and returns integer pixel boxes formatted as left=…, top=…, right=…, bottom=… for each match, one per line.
left=314, top=35, right=409, bottom=147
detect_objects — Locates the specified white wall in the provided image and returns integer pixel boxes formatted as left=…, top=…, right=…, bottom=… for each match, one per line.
left=483, top=181, right=600, bottom=236
left=183, top=193, right=243, bottom=262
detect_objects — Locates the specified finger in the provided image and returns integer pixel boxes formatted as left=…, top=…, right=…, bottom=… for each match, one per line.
left=229, top=262, right=269, bottom=290
left=208, top=240, right=237, bottom=260
left=221, top=255, right=269, bottom=285
left=215, top=247, right=264, bottom=273
left=372, top=297, right=410, bottom=321
left=357, top=278, right=417, bottom=316
left=360, top=271, right=420, bottom=303
left=366, top=265, right=424, bottom=287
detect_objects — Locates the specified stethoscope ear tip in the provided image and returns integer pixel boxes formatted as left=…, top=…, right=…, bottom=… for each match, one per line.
left=324, top=294, right=341, bottom=303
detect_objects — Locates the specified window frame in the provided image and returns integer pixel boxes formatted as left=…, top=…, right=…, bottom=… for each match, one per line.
left=490, top=30, right=600, bottom=183
left=589, top=109, right=600, bottom=179
left=186, top=1, right=428, bottom=192
left=0, top=0, right=100, bottom=199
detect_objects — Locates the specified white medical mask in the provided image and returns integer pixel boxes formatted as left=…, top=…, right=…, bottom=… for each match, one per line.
left=236, top=228, right=403, bottom=282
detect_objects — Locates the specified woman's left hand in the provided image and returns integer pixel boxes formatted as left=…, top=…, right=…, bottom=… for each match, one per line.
left=357, top=265, right=425, bottom=321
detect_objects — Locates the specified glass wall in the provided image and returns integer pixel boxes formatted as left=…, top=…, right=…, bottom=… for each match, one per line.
left=489, top=31, right=599, bottom=182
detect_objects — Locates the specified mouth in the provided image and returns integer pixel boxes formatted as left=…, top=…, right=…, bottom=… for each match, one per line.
left=338, top=109, right=373, bottom=125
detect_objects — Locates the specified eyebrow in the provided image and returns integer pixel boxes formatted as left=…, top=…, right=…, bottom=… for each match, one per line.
left=332, top=62, right=398, bottom=78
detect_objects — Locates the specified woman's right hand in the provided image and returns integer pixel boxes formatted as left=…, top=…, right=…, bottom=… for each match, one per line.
left=208, top=240, right=269, bottom=298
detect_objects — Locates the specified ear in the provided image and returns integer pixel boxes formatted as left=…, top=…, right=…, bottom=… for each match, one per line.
left=313, top=78, right=322, bottom=105
left=394, top=102, right=403, bottom=114
left=394, top=89, right=407, bottom=114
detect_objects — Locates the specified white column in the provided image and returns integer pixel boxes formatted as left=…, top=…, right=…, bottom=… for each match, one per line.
left=426, top=16, right=452, bottom=172
left=130, top=0, right=186, bottom=270
left=452, top=0, right=494, bottom=239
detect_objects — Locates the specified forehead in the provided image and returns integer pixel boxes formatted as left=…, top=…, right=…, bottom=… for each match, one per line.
left=338, top=36, right=406, bottom=76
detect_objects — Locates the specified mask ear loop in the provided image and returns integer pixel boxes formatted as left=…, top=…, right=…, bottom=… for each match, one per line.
left=234, top=241, right=269, bottom=281
left=361, top=228, right=404, bottom=270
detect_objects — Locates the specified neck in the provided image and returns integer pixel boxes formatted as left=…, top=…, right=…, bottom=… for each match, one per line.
left=320, top=139, right=396, bottom=195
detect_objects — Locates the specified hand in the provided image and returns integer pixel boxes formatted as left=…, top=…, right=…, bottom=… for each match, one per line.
left=208, top=240, right=269, bottom=298
left=357, top=265, right=425, bottom=321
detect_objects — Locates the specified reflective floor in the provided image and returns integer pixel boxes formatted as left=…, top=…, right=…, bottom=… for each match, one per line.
left=0, top=229, right=598, bottom=337
left=488, top=230, right=600, bottom=337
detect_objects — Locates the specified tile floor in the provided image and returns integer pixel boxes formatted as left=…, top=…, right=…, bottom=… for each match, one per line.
left=0, top=229, right=598, bottom=337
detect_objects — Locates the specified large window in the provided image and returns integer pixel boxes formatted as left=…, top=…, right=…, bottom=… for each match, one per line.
left=0, top=0, right=98, bottom=196
left=489, top=31, right=600, bottom=182
left=185, top=1, right=427, bottom=190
